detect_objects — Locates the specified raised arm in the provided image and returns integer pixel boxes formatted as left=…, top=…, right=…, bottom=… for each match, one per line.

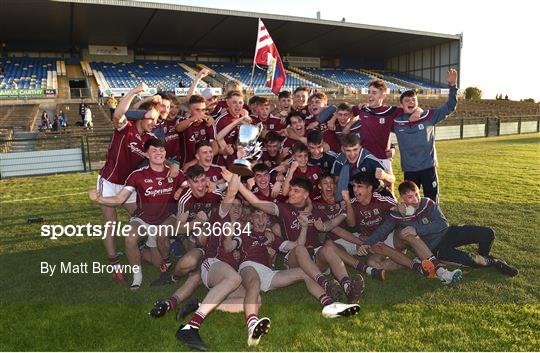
left=219, top=173, right=240, bottom=217
left=281, top=161, right=298, bottom=197
left=432, top=69, right=458, bottom=124
left=113, top=83, right=148, bottom=129
left=132, top=94, right=161, bottom=110
left=186, top=69, right=211, bottom=101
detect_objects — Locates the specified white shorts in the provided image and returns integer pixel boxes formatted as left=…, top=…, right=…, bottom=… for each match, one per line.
left=129, top=217, right=157, bottom=248
left=97, top=175, right=136, bottom=204
left=334, top=238, right=357, bottom=256
left=382, top=232, right=396, bottom=249
left=201, top=257, right=222, bottom=289
left=239, top=261, right=277, bottom=292
left=380, top=158, right=394, bottom=175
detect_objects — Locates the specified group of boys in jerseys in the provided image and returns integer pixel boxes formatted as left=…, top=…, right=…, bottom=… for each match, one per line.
left=88, top=68, right=517, bottom=351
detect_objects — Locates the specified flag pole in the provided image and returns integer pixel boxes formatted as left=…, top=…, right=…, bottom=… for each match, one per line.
left=249, top=18, right=261, bottom=93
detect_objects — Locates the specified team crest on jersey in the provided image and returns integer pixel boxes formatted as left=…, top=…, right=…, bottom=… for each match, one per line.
left=361, top=167, right=367, bottom=172
left=421, top=217, right=429, bottom=224
left=373, top=208, right=379, bottom=215
left=269, top=124, right=275, bottom=129
left=201, top=129, right=206, bottom=135
left=418, top=124, right=425, bottom=130
left=313, top=174, right=318, bottom=180
left=379, top=118, right=385, bottom=125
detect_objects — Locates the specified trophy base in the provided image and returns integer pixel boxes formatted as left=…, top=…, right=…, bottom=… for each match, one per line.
left=228, top=159, right=253, bottom=177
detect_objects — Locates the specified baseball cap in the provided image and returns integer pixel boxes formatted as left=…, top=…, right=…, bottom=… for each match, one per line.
left=125, top=109, right=147, bottom=120
left=200, top=88, right=215, bottom=100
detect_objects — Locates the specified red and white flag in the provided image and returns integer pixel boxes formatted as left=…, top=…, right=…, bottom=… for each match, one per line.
left=253, top=18, right=286, bottom=95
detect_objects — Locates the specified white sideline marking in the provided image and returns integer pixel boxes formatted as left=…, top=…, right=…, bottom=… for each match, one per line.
left=0, top=191, right=87, bottom=203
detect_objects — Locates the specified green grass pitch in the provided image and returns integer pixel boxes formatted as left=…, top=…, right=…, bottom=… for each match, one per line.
left=0, top=133, right=539, bottom=351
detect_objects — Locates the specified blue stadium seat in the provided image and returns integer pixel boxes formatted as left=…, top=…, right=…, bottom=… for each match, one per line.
left=0, top=57, right=55, bottom=89
left=378, top=70, right=444, bottom=89
left=204, top=62, right=320, bottom=90
left=301, top=67, right=407, bottom=91
left=90, top=61, right=195, bottom=91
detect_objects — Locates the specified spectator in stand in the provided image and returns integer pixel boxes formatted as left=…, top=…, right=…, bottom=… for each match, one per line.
left=51, top=114, right=60, bottom=132
left=79, top=103, right=86, bottom=125
left=97, top=85, right=104, bottom=105
left=40, top=111, right=50, bottom=131
left=84, top=106, right=94, bottom=131
left=179, top=79, right=185, bottom=88
left=107, top=95, right=118, bottom=120
left=59, top=111, right=68, bottom=129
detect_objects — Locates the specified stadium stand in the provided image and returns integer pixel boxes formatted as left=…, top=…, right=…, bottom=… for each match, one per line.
left=204, top=62, right=320, bottom=90
left=0, top=58, right=57, bottom=90
left=0, top=105, right=39, bottom=130
left=297, top=67, right=407, bottom=91
left=378, top=70, right=444, bottom=89
left=90, top=61, right=197, bottom=91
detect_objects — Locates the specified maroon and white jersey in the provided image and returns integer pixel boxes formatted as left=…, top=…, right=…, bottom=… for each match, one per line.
left=351, top=192, right=396, bottom=236
left=204, top=210, right=240, bottom=269
left=241, top=230, right=283, bottom=268
left=292, top=165, right=322, bottom=199
left=358, top=106, right=403, bottom=159
left=213, top=112, right=240, bottom=167
left=159, top=119, right=180, bottom=162
left=253, top=114, right=286, bottom=132
left=292, top=105, right=309, bottom=116
left=99, top=120, right=154, bottom=185
left=312, top=197, right=346, bottom=241
left=253, top=185, right=286, bottom=203
left=179, top=122, right=214, bottom=165
left=281, top=136, right=303, bottom=151
left=322, top=130, right=340, bottom=153
left=205, top=164, right=225, bottom=183
left=124, top=165, right=183, bottom=225
left=260, top=150, right=280, bottom=168
left=275, top=202, right=318, bottom=249
left=177, top=188, right=223, bottom=220
left=305, top=114, right=330, bottom=132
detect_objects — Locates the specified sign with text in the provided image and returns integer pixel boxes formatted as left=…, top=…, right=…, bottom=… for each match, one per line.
left=0, top=89, right=56, bottom=98
left=88, top=45, right=128, bottom=56
left=103, top=87, right=157, bottom=97
left=174, top=87, right=222, bottom=96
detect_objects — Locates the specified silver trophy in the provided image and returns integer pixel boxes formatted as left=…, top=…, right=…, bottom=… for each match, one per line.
left=228, top=123, right=263, bottom=177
